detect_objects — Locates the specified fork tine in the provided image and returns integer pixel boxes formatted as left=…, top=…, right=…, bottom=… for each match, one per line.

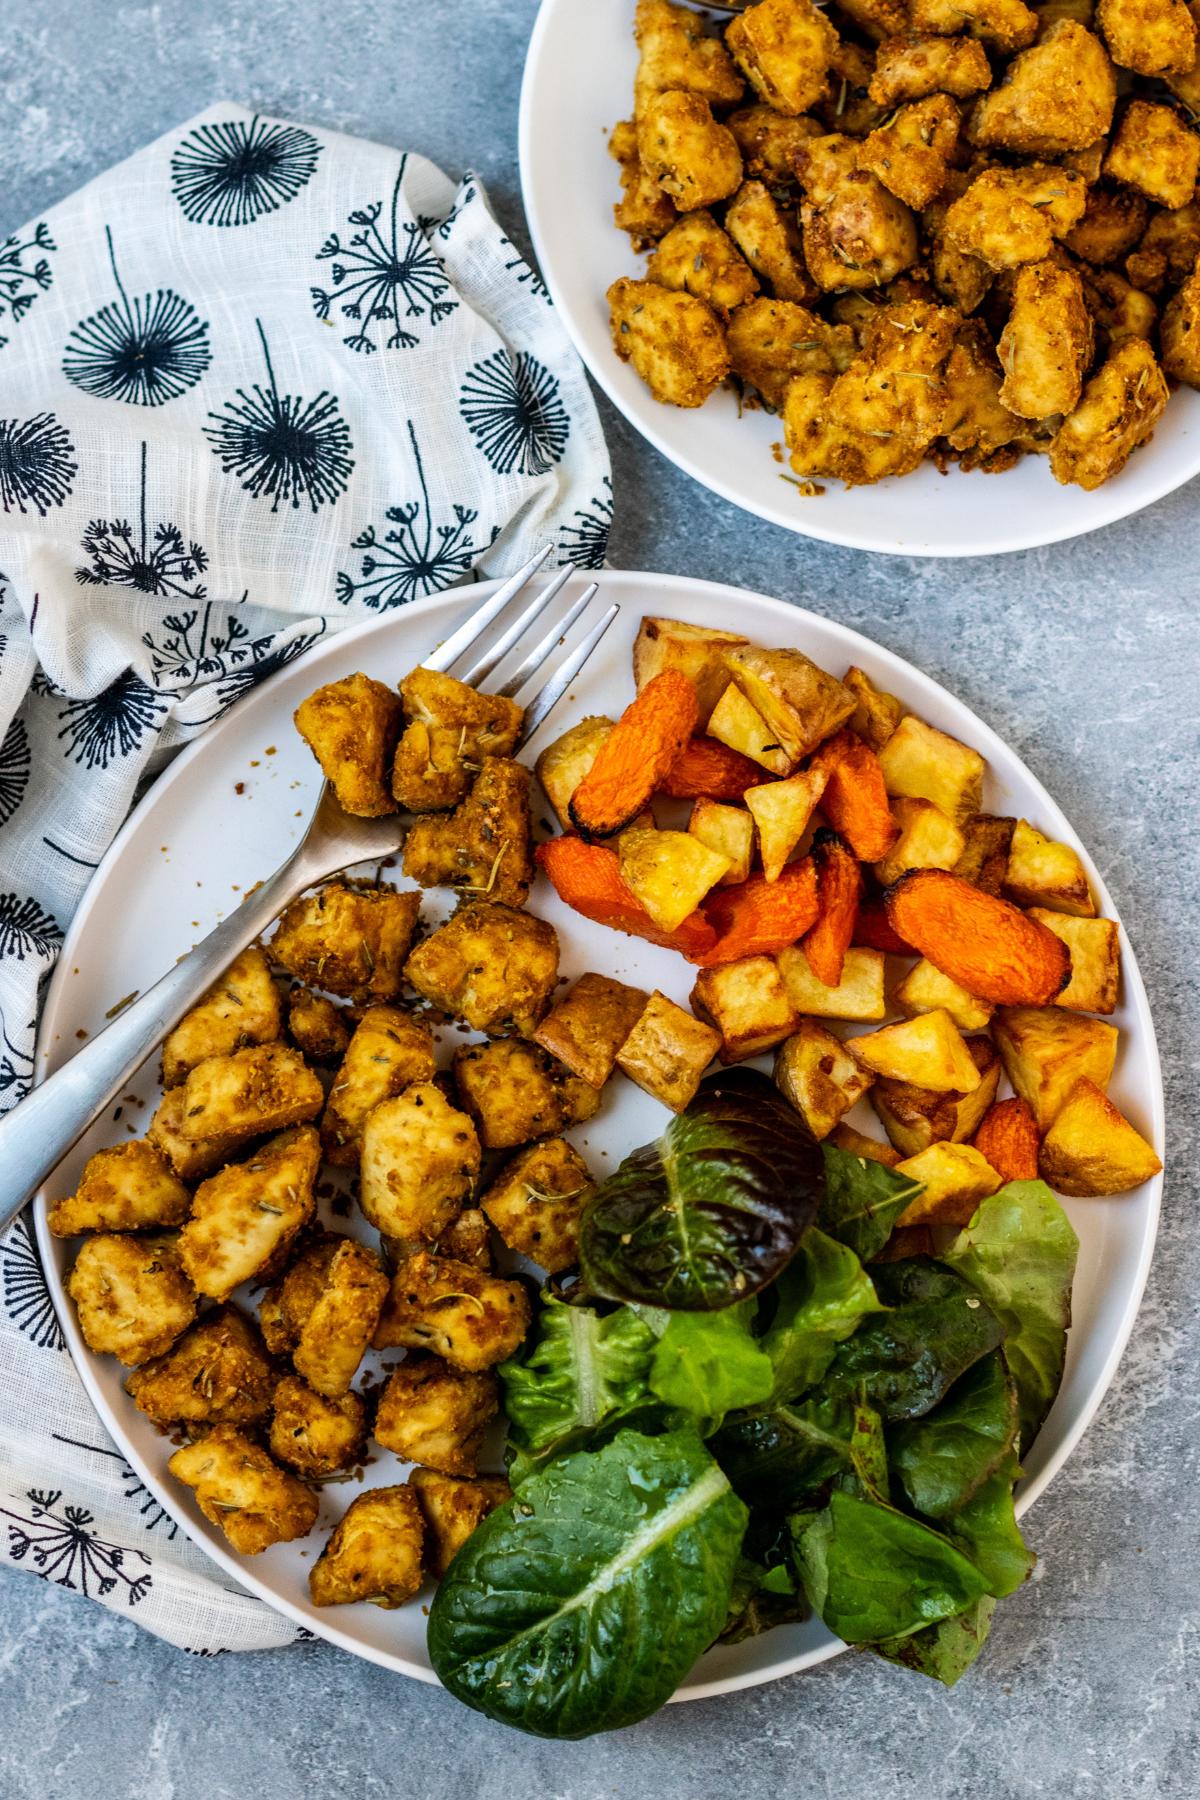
left=422, top=543, right=552, bottom=676
left=493, top=582, right=597, bottom=698
left=517, top=602, right=620, bottom=747
left=450, top=565, right=574, bottom=688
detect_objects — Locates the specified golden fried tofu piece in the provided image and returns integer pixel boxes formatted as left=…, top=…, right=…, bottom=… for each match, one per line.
left=270, top=1375, right=367, bottom=1477
left=68, top=1233, right=195, bottom=1366
left=178, top=1125, right=318, bottom=1303
left=320, top=1005, right=435, bottom=1165
left=647, top=211, right=759, bottom=317
left=994, top=1005, right=1118, bottom=1127
left=1004, top=817, right=1096, bottom=915
left=294, top=672, right=402, bottom=819
left=272, top=883, right=421, bottom=1005
left=373, top=1252, right=532, bottom=1371
left=148, top=1087, right=245, bottom=1182
left=1097, top=0, right=1196, bottom=74
left=827, top=299, right=959, bottom=453
left=452, top=1040, right=599, bottom=1153
left=797, top=134, right=920, bottom=292
left=969, top=22, right=1116, bottom=155
left=725, top=181, right=816, bottom=305
left=433, top=1207, right=492, bottom=1271
left=1048, top=337, right=1169, bottom=488
left=259, top=1233, right=341, bottom=1355
left=878, top=714, right=985, bottom=826
left=611, top=120, right=679, bottom=248
left=727, top=105, right=824, bottom=181
left=408, top=1468, right=512, bottom=1579
left=608, top=277, right=730, bottom=408
left=403, top=756, right=533, bottom=909
left=1064, top=186, right=1149, bottom=267
left=294, top=1238, right=391, bottom=1398
left=727, top=298, right=856, bottom=410
left=725, top=644, right=856, bottom=765
left=634, top=0, right=745, bottom=115
left=1039, top=1078, right=1162, bottom=1195
left=533, top=971, right=649, bottom=1089
left=403, top=902, right=559, bottom=1037
left=1126, top=201, right=1200, bottom=291
left=479, top=1137, right=595, bottom=1274
left=815, top=38, right=888, bottom=136
left=726, top=0, right=837, bottom=115
left=925, top=180, right=994, bottom=316
left=161, top=946, right=282, bottom=1089
left=997, top=259, right=1094, bottom=420
left=310, top=1486, right=425, bottom=1607
left=945, top=165, right=1088, bottom=269
left=1028, top=909, right=1120, bottom=1014
left=126, top=1304, right=276, bottom=1425
left=909, top=0, right=1038, bottom=49
left=692, top=955, right=799, bottom=1063
left=1161, top=264, right=1200, bottom=384
left=287, top=988, right=351, bottom=1063
left=895, top=1141, right=1003, bottom=1225
left=535, top=716, right=613, bottom=830
left=177, top=1044, right=322, bottom=1146
left=785, top=370, right=926, bottom=485
left=616, top=990, right=721, bottom=1111
left=1104, top=101, right=1200, bottom=209
left=869, top=1036, right=1000, bottom=1155
left=1080, top=266, right=1159, bottom=355
left=870, top=33, right=993, bottom=104
left=1168, top=7, right=1200, bottom=109
left=942, top=321, right=1030, bottom=461
left=359, top=1082, right=480, bottom=1243
left=375, top=1354, right=499, bottom=1476
left=874, top=797, right=967, bottom=888
left=638, top=90, right=743, bottom=212
left=893, top=957, right=995, bottom=1033
left=170, top=1426, right=317, bottom=1555
left=859, top=97, right=961, bottom=212
left=392, top=667, right=524, bottom=815
left=774, top=1019, right=874, bottom=1141
left=48, top=1139, right=190, bottom=1237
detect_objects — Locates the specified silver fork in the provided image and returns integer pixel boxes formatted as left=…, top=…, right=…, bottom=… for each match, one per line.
left=0, top=547, right=617, bottom=1233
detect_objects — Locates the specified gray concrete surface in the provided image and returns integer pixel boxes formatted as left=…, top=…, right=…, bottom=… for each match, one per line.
left=2, top=4, right=1198, bottom=1796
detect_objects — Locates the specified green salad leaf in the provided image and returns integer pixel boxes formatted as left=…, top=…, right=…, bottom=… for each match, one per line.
left=427, top=1427, right=747, bottom=1738
left=760, top=1227, right=882, bottom=1401
left=889, top=1351, right=1020, bottom=1518
left=714, top=1394, right=864, bottom=1508
left=649, top=1301, right=775, bottom=1425
left=720, top=1555, right=808, bottom=1644
left=579, top=1069, right=824, bottom=1310
left=499, top=1295, right=657, bottom=1464
left=873, top=1596, right=997, bottom=1686
left=818, top=1143, right=924, bottom=1262
left=822, top=1258, right=1003, bottom=1421
left=944, top=1465, right=1035, bottom=1598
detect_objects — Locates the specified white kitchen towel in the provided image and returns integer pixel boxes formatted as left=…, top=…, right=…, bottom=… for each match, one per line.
left=0, top=103, right=611, bottom=1651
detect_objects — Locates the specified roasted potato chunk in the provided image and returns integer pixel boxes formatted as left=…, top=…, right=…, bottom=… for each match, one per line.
left=68, top=1233, right=195, bottom=1366
left=875, top=797, right=967, bottom=888
left=727, top=104, right=824, bottom=180
left=1160, top=262, right=1200, bottom=384
left=1039, top=1078, right=1162, bottom=1194
left=287, top=988, right=351, bottom=1063
left=535, top=716, right=614, bottom=829
left=870, top=33, right=993, bottom=104
left=294, top=673, right=402, bottom=818
left=774, top=1019, right=875, bottom=1140
left=633, top=617, right=749, bottom=727
left=360, top=1084, right=481, bottom=1238
left=1096, top=0, right=1197, bottom=76
left=178, top=1125, right=319, bottom=1303
left=777, top=943, right=887, bottom=1020
left=608, top=277, right=730, bottom=408
left=908, top=0, right=1039, bottom=49
left=259, top=1232, right=342, bottom=1356
left=374, top=1354, right=500, bottom=1477
left=797, top=134, right=920, bottom=293
left=851, top=1008, right=984, bottom=1092
left=725, top=645, right=855, bottom=767
left=830, top=1122, right=902, bottom=1167
left=745, top=768, right=826, bottom=884
left=844, top=666, right=905, bottom=751
left=293, top=1238, right=391, bottom=1398
left=616, top=989, right=721, bottom=1111
left=725, top=181, right=816, bottom=305
left=638, top=90, right=743, bottom=211
left=869, top=1036, right=1001, bottom=1154
left=161, top=946, right=282, bottom=1089
left=452, top=1041, right=599, bottom=1153
left=270, top=1375, right=367, bottom=1477
left=408, top=1469, right=512, bottom=1579
left=392, top=667, right=523, bottom=814
left=1028, top=909, right=1120, bottom=1014
left=893, top=957, right=995, bottom=1033
left=692, top=954, right=799, bottom=1062
left=48, top=1139, right=190, bottom=1237
left=1048, top=338, right=1169, bottom=489
left=689, top=799, right=755, bottom=888
left=708, top=681, right=794, bottom=775
left=309, top=1485, right=423, bottom=1606
left=177, top=1044, right=322, bottom=1145
left=619, top=826, right=732, bottom=931
left=954, top=812, right=1017, bottom=896
left=321, top=1006, right=436, bottom=1165
left=726, top=0, right=838, bottom=115
left=859, top=97, right=961, bottom=212
left=878, top=714, right=985, bottom=826
left=170, top=1426, right=317, bottom=1555
left=403, top=901, right=559, bottom=1037
left=726, top=298, right=857, bottom=410
left=1004, top=817, right=1096, bottom=915
left=148, top=1086, right=245, bottom=1182
left=634, top=0, right=745, bottom=115
left=373, top=1252, right=532, bottom=1371
left=403, top=756, right=533, bottom=910
left=271, top=882, right=421, bottom=1003
left=533, top=971, right=650, bottom=1089
left=480, top=1137, right=595, bottom=1274
left=126, top=1304, right=276, bottom=1426
left=969, top=22, right=1116, bottom=155
left=998, top=260, right=1093, bottom=420
left=1104, top=101, right=1200, bottom=209
left=647, top=211, right=759, bottom=316
left=944, top=165, right=1087, bottom=269
left=894, top=1141, right=1003, bottom=1225
left=994, top=1004, right=1118, bottom=1127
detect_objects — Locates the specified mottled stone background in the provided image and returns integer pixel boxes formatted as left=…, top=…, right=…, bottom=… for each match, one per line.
left=1, top=4, right=1197, bottom=1795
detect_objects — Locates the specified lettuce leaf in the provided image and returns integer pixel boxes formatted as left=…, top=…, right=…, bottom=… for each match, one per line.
left=872, top=1596, right=997, bottom=1686
left=760, top=1226, right=882, bottom=1401
left=889, top=1351, right=1019, bottom=1518
left=944, top=1463, right=1036, bottom=1598
left=818, top=1143, right=924, bottom=1261
left=714, top=1394, right=879, bottom=1509
left=649, top=1300, right=775, bottom=1426
left=500, top=1296, right=656, bottom=1464
left=822, top=1258, right=1003, bottom=1421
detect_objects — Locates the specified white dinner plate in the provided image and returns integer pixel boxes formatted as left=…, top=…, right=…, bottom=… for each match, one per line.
left=518, top=0, right=1200, bottom=557
left=35, top=571, right=1163, bottom=1700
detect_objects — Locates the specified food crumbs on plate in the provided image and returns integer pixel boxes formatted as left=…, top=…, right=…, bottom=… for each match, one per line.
left=235, top=781, right=246, bottom=795
left=104, top=990, right=139, bottom=1020
left=265, top=745, right=277, bottom=755
left=75, top=1028, right=87, bottom=1040
left=250, top=759, right=260, bottom=768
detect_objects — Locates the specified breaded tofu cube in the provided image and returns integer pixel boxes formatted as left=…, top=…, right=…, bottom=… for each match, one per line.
left=271, top=882, right=421, bottom=1004
left=850, top=1009, right=984, bottom=1093
left=969, top=22, right=1116, bottom=155
left=894, top=1141, right=1003, bottom=1226
left=392, top=667, right=524, bottom=814
left=773, top=1019, right=875, bottom=1140
left=373, top=1252, right=532, bottom=1371
left=1064, top=186, right=1149, bottom=267
left=126, top=1304, right=276, bottom=1426
left=452, top=1041, right=599, bottom=1153
left=1048, top=338, right=1169, bottom=489
left=777, top=943, right=887, bottom=1020
left=926, top=183, right=995, bottom=317
left=403, top=902, right=559, bottom=1037
left=893, top=957, right=995, bottom=1033
left=727, top=298, right=856, bottom=410
left=997, top=259, right=1094, bottom=420
left=321, top=1006, right=436, bottom=1165
left=1004, top=817, right=1096, bottom=915
left=177, top=1125, right=319, bottom=1303
left=875, top=797, right=967, bottom=887
left=994, top=1005, right=1118, bottom=1127
left=309, top=1485, right=424, bottom=1607
left=294, top=672, right=403, bottom=819
left=270, top=1374, right=367, bottom=1477
left=170, top=1426, right=317, bottom=1555
left=432, top=1207, right=493, bottom=1271
left=634, top=0, right=746, bottom=116
left=287, top=988, right=351, bottom=1063
left=611, top=119, right=678, bottom=248
left=359, top=1084, right=481, bottom=1239
left=647, top=212, right=759, bottom=317
left=374, top=1354, right=500, bottom=1476
left=408, top=1469, right=512, bottom=1579
left=67, top=1233, right=196, bottom=1366
left=535, top=716, right=614, bottom=830
left=148, top=1087, right=245, bottom=1182
left=1039, top=1078, right=1162, bottom=1194
left=177, top=1044, right=323, bottom=1145
left=726, top=0, right=838, bottom=116
left=403, top=755, right=533, bottom=909
left=617, top=989, right=721, bottom=1111
left=727, top=104, right=824, bottom=180
left=692, top=955, right=799, bottom=1063
left=837, top=0, right=908, bottom=42
left=796, top=134, right=920, bottom=293
left=1097, top=0, right=1197, bottom=76
left=870, top=33, right=993, bottom=105
left=869, top=1036, right=1001, bottom=1155
left=259, top=1232, right=342, bottom=1355
left=908, top=0, right=1038, bottom=50
left=161, top=946, right=282, bottom=1089
left=1029, top=909, right=1120, bottom=1014
left=944, top=166, right=1087, bottom=269
left=1081, top=267, right=1160, bottom=358
left=1160, top=263, right=1200, bottom=383
left=725, top=645, right=855, bottom=767
left=294, top=1238, right=391, bottom=1398
left=638, top=90, right=743, bottom=212
left=725, top=181, right=816, bottom=305
left=878, top=714, right=986, bottom=826
left=479, top=1137, right=595, bottom=1274
left=785, top=370, right=926, bottom=486
left=1104, top=101, right=1200, bottom=209
left=608, top=277, right=730, bottom=408
left=859, top=97, right=961, bottom=212
left=1126, top=200, right=1200, bottom=290
left=533, top=971, right=649, bottom=1089
left=48, top=1139, right=191, bottom=1237
left=815, top=39, right=887, bottom=136
left=689, top=800, right=755, bottom=888
left=826, top=300, right=959, bottom=456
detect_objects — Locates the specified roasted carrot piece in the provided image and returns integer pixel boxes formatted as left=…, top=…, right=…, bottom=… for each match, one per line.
left=809, top=729, right=898, bottom=863
left=659, top=736, right=765, bottom=801
left=803, top=831, right=863, bottom=988
left=569, top=670, right=699, bottom=839
left=853, top=896, right=914, bottom=955
left=536, top=837, right=717, bottom=958
left=885, top=868, right=1071, bottom=1006
left=690, top=857, right=819, bottom=967
left=973, top=1097, right=1040, bottom=1183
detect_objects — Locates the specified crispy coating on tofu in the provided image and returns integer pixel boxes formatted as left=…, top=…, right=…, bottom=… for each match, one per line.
left=295, top=1238, right=391, bottom=1398
left=827, top=300, right=960, bottom=456
left=608, top=277, right=730, bottom=408
left=859, top=97, right=961, bottom=212
left=1064, top=186, right=1149, bottom=266
left=727, top=105, right=823, bottom=181
left=177, top=1126, right=319, bottom=1303
left=392, top=667, right=524, bottom=814
left=837, top=0, right=909, bottom=42
left=271, top=882, right=421, bottom=1004
left=1049, top=337, right=1169, bottom=488
left=373, top=1251, right=532, bottom=1371
left=969, top=22, right=1116, bottom=156
left=1161, top=263, right=1200, bottom=383
left=727, top=298, right=857, bottom=409
left=170, top=1426, right=317, bottom=1555
left=408, top=1468, right=512, bottom=1579
left=611, top=120, right=679, bottom=248
left=126, top=1304, right=277, bottom=1425
left=403, top=901, right=559, bottom=1037
left=944, top=165, right=1088, bottom=269
left=943, top=321, right=1032, bottom=462
left=270, top=1375, right=367, bottom=1477
left=68, top=1233, right=196, bottom=1366
left=925, top=176, right=995, bottom=315
left=479, top=1137, right=595, bottom=1274
left=309, top=1484, right=424, bottom=1607
left=726, top=0, right=838, bottom=116
left=1126, top=201, right=1200, bottom=290
left=433, top=1207, right=493, bottom=1271
left=786, top=369, right=926, bottom=485
left=294, top=672, right=402, bottom=819
left=616, top=989, right=721, bottom=1111
left=452, top=1040, right=600, bottom=1152
left=725, top=181, right=816, bottom=305
left=359, top=1084, right=481, bottom=1241
left=816, top=38, right=888, bottom=136
left=321, top=1005, right=436, bottom=1165
left=870, top=34, right=993, bottom=104
left=1080, top=266, right=1159, bottom=356
left=287, top=988, right=351, bottom=1063
left=1104, top=101, right=1200, bottom=210
left=647, top=211, right=760, bottom=317
left=1097, top=0, right=1197, bottom=75
left=634, top=0, right=745, bottom=116
left=161, top=946, right=282, bottom=1089
left=638, top=90, right=744, bottom=212
left=908, top=0, right=1038, bottom=50
left=48, top=1139, right=190, bottom=1237
left=178, top=1044, right=323, bottom=1145
left=149, top=1087, right=245, bottom=1182
left=403, top=755, right=533, bottom=909
left=533, top=971, right=650, bottom=1089
left=998, top=259, right=1094, bottom=419
left=797, top=134, right=920, bottom=292
left=374, top=1353, right=500, bottom=1476
left=259, top=1232, right=342, bottom=1355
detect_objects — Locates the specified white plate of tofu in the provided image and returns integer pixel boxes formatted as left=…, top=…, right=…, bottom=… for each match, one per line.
left=519, top=0, right=1200, bottom=555
left=34, top=569, right=1163, bottom=1697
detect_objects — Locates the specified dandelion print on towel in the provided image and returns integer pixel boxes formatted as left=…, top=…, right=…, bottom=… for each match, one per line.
left=57, top=672, right=166, bottom=772
left=52, top=1434, right=179, bottom=1539
left=0, top=413, right=78, bottom=516
left=0, top=223, right=55, bottom=349
left=77, top=444, right=208, bottom=599
left=0, top=1012, right=34, bottom=1115
left=205, top=319, right=354, bottom=512
left=170, top=114, right=321, bottom=227
left=559, top=476, right=612, bottom=571
left=0, top=893, right=63, bottom=963
left=2, top=1217, right=64, bottom=1352
left=0, top=716, right=31, bottom=826
left=338, top=421, right=476, bottom=610
left=212, top=620, right=326, bottom=708
left=459, top=349, right=569, bottom=478
left=312, top=159, right=457, bottom=353
left=3, top=1488, right=152, bottom=1604
left=63, top=228, right=211, bottom=407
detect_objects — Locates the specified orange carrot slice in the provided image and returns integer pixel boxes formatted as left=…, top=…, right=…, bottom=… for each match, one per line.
left=853, top=897, right=914, bottom=955
left=803, top=831, right=863, bottom=987
left=689, top=857, right=819, bottom=967
left=536, top=836, right=716, bottom=958
left=973, top=1097, right=1039, bottom=1183
left=809, top=728, right=898, bottom=863
left=885, top=868, right=1071, bottom=1005
left=569, top=670, right=698, bottom=839
left=658, top=736, right=765, bottom=801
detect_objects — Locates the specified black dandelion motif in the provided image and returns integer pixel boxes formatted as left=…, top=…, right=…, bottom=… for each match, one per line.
left=171, top=113, right=322, bottom=227
left=214, top=621, right=326, bottom=708
left=2, top=1487, right=152, bottom=1602
left=0, top=413, right=78, bottom=516
left=0, top=222, right=55, bottom=349
left=0, top=1012, right=34, bottom=1114
left=559, top=476, right=613, bottom=571
left=63, top=226, right=212, bottom=407
left=205, top=318, right=354, bottom=512
left=52, top=1434, right=179, bottom=1539
left=1, top=1218, right=65, bottom=1352
left=0, top=892, right=63, bottom=962
left=0, top=715, right=31, bottom=826
left=57, top=670, right=166, bottom=772
left=460, top=349, right=570, bottom=478
left=338, top=420, right=477, bottom=611
left=312, top=159, right=458, bottom=353
left=141, top=601, right=251, bottom=686
left=77, top=442, right=208, bottom=598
